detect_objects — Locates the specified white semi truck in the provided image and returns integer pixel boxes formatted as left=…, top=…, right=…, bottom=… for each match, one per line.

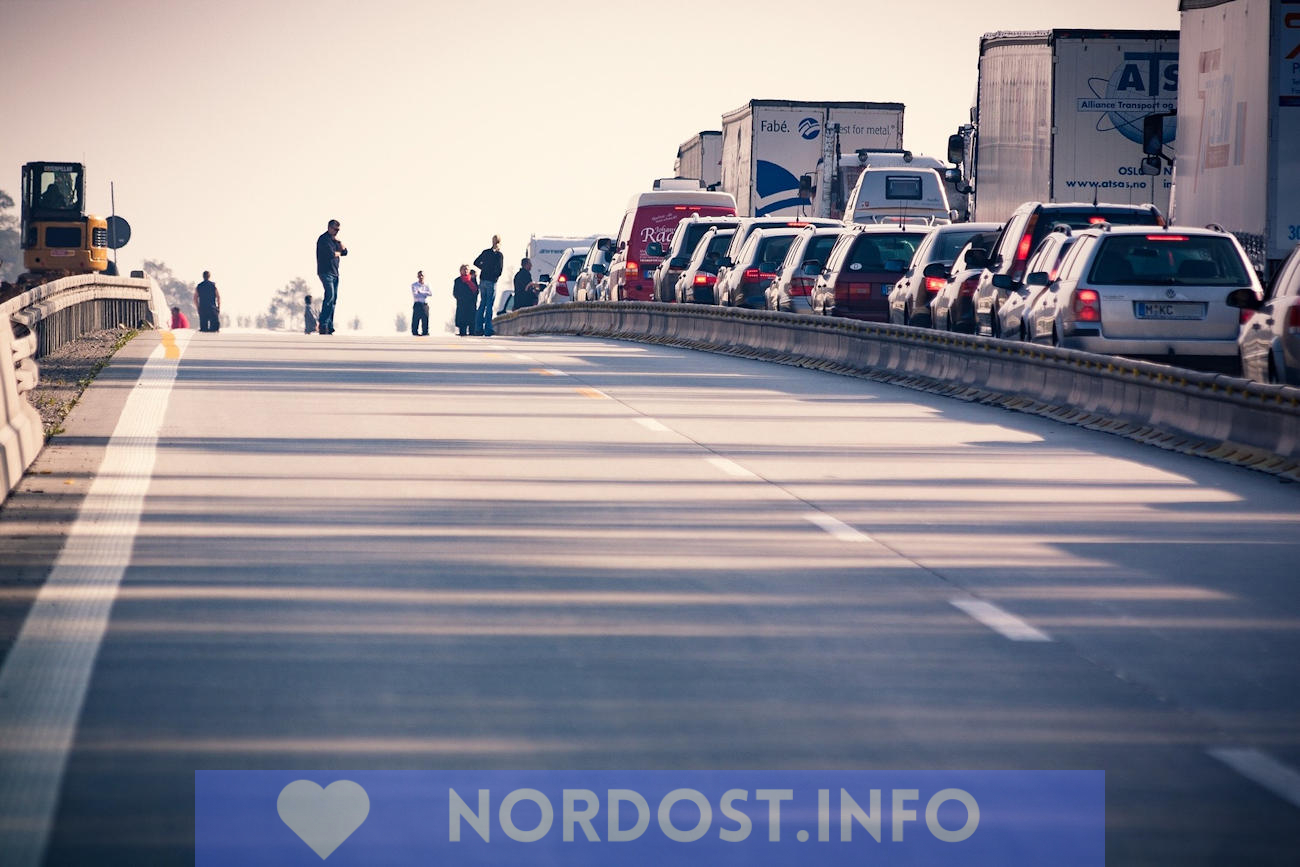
left=1171, top=0, right=1300, bottom=278
left=673, top=131, right=723, bottom=190
left=953, top=30, right=1180, bottom=223
left=719, top=100, right=905, bottom=217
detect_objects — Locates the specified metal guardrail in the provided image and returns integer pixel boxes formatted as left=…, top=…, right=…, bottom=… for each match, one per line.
left=495, top=302, right=1300, bottom=480
left=1, top=274, right=166, bottom=501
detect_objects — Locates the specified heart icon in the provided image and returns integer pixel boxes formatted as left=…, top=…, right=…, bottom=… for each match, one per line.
left=277, top=780, right=371, bottom=860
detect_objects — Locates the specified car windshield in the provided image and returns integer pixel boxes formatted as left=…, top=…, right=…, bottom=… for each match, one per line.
left=848, top=233, right=925, bottom=271
left=754, top=236, right=796, bottom=267
left=932, top=229, right=988, bottom=262
left=561, top=254, right=586, bottom=279
left=802, top=234, right=840, bottom=267
left=1088, top=235, right=1252, bottom=286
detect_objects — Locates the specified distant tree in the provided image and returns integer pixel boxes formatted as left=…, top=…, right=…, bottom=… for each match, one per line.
left=265, top=277, right=310, bottom=330
left=395, top=312, right=408, bottom=332
left=0, top=189, right=21, bottom=283
left=142, top=260, right=196, bottom=319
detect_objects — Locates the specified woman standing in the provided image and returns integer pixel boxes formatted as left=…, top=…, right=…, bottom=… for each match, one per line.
left=452, top=264, right=478, bottom=336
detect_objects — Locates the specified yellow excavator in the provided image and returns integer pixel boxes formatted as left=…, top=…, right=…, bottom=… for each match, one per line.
left=18, top=161, right=110, bottom=280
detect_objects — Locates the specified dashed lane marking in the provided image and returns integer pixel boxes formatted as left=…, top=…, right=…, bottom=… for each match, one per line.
left=705, top=456, right=759, bottom=479
left=950, top=598, right=1053, bottom=642
left=636, top=418, right=671, bottom=432
left=804, top=512, right=874, bottom=543
left=1208, top=748, right=1300, bottom=811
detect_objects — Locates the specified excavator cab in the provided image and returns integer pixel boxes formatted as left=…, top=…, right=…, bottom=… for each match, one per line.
left=20, top=161, right=108, bottom=274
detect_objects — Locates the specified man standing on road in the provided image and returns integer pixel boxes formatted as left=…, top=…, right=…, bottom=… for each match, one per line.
left=472, top=235, right=504, bottom=337
left=315, top=219, right=347, bottom=335
left=410, top=270, right=431, bottom=336
left=194, top=271, right=220, bottom=332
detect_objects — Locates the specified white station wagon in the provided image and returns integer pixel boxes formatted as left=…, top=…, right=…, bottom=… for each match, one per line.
left=1024, top=225, right=1262, bottom=371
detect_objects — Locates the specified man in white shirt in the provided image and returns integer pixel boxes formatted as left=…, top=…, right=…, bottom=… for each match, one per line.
left=410, top=270, right=432, bottom=336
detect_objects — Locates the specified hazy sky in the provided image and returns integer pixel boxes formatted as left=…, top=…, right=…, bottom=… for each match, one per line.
left=0, top=0, right=1181, bottom=330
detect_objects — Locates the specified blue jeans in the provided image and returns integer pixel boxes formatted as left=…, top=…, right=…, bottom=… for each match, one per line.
left=476, top=281, right=496, bottom=336
left=318, top=273, right=338, bottom=332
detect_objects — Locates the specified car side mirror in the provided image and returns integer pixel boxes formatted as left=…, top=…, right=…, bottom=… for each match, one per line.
left=991, top=273, right=1015, bottom=291
left=1225, top=287, right=1262, bottom=309
left=922, top=262, right=949, bottom=279
left=719, top=257, right=734, bottom=268
left=669, top=256, right=689, bottom=269
left=539, top=274, right=550, bottom=284
left=801, top=261, right=821, bottom=276
left=1025, top=271, right=1049, bottom=287
left=592, top=263, right=607, bottom=276
left=965, top=248, right=989, bottom=270
left=646, top=242, right=664, bottom=257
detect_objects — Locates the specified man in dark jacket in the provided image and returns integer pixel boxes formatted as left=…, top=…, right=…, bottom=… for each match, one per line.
left=512, top=257, right=538, bottom=309
left=315, top=219, right=347, bottom=334
left=472, top=235, right=504, bottom=336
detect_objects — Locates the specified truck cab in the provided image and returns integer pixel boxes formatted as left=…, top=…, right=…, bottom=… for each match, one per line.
left=20, top=162, right=109, bottom=275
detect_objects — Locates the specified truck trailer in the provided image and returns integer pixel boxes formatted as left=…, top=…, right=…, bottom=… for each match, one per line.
left=719, top=100, right=905, bottom=217
left=960, top=30, right=1180, bottom=223
left=674, top=131, right=723, bottom=189
left=1172, top=0, right=1300, bottom=278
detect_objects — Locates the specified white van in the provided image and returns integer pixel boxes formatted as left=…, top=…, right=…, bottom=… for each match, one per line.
left=847, top=166, right=954, bottom=227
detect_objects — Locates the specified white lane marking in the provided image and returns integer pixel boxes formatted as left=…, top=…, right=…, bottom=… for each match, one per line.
left=1208, top=748, right=1300, bottom=811
left=705, top=456, right=758, bottom=479
left=636, top=418, right=671, bottom=433
left=0, top=330, right=190, bottom=866
left=950, top=598, right=1053, bottom=642
left=512, top=353, right=534, bottom=362
left=805, top=512, right=873, bottom=543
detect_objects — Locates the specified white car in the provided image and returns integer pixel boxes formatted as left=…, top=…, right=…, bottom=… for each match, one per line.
left=1024, top=224, right=1261, bottom=371
left=538, top=246, right=588, bottom=305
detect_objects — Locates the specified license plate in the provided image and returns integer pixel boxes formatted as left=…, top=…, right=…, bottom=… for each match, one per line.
left=1134, top=301, right=1206, bottom=320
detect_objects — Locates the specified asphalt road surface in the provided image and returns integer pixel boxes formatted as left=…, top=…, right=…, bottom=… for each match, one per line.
left=0, top=329, right=1297, bottom=865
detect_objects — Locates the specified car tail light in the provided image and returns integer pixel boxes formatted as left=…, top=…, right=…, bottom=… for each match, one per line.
left=959, top=276, right=979, bottom=296
left=556, top=275, right=569, bottom=297
left=1088, top=216, right=1109, bottom=224
left=694, top=273, right=716, bottom=287
left=1072, top=288, right=1101, bottom=322
left=626, top=260, right=640, bottom=278
left=790, top=276, right=815, bottom=296
left=743, top=268, right=761, bottom=283
left=1011, top=213, right=1040, bottom=281
left=1146, top=235, right=1188, bottom=242
left=924, top=276, right=946, bottom=294
left=1287, top=305, right=1300, bottom=335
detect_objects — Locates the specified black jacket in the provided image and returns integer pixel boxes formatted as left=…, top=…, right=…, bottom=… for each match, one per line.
left=317, top=232, right=347, bottom=277
left=474, top=248, right=504, bottom=282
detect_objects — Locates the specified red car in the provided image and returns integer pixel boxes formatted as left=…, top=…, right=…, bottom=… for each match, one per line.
left=810, top=225, right=930, bottom=321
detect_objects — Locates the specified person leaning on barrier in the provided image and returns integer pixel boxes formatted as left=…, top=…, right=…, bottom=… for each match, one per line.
left=513, top=257, right=538, bottom=309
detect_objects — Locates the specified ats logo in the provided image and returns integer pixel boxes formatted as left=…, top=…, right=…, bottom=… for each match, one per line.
left=1081, top=49, right=1179, bottom=146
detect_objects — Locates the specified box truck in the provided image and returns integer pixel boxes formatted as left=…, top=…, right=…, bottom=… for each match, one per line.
left=674, top=131, right=723, bottom=189
left=1172, top=0, right=1300, bottom=278
left=958, top=30, right=1180, bottom=223
left=720, top=100, right=905, bottom=217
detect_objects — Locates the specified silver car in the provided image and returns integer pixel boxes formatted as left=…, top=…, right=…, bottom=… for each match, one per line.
left=1024, top=225, right=1261, bottom=371
left=993, top=228, right=1079, bottom=341
left=766, top=226, right=852, bottom=313
left=1231, top=242, right=1300, bottom=385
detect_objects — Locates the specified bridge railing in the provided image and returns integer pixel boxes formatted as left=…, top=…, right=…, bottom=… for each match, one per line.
left=1, top=274, right=166, bottom=499
left=496, top=302, right=1300, bottom=479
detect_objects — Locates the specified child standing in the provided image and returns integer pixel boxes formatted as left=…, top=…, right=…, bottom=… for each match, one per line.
left=304, top=295, right=318, bottom=335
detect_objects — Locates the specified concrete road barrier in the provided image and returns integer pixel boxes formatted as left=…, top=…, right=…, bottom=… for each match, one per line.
left=496, top=302, right=1300, bottom=479
left=1, top=274, right=166, bottom=502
